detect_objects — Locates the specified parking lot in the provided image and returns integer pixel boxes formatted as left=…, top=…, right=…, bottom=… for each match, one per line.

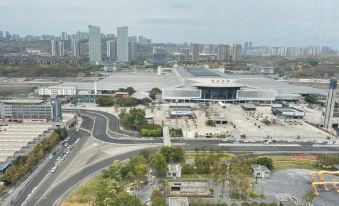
left=255, top=169, right=339, bottom=206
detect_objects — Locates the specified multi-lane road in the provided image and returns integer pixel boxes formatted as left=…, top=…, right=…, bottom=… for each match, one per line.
left=4, top=109, right=339, bottom=206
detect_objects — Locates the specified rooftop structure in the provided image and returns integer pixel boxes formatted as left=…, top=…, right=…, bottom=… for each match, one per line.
left=169, top=106, right=194, bottom=118
left=271, top=107, right=305, bottom=119
left=0, top=123, right=52, bottom=163
left=250, top=66, right=274, bottom=75
left=167, top=163, right=182, bottom=178
left=167, top=180, right=210, bottom=196
left=131, top=91, right=150, bottom=100
left=251, top=164, right=270, bottom=178
left=168, top=197, right=189, bottom=206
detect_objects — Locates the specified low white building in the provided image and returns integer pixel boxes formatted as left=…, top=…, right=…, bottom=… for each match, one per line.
left=168, top=197, right=189, bottom=206
left=251, top=164, right=270, bottom=178
left=38, top=86, right=77, bottom=96
left=167, top=163, right=182, bottom=178
left=250, top=66, right=274, bottom=74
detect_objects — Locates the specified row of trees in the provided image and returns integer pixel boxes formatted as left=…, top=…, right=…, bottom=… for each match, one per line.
left=96, top=96, right=152, bottom=107
left=0, top=128, right=68, bottom=185
left=169, top=128, right=183, bottom=137
left=149, top=87, right=161, bottom=100
left=96, top=96, right=114, bottom=106
left=101, top=87, right=136, bottom=95
left=115, top=97, right=152, bottom=107
left=97, top=87, right=161, bottom=107
left=119, top=108, right=162, bottom=137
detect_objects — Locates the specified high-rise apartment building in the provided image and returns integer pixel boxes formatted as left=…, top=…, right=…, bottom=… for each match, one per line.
left=244, top=42, right=253, bottom=50
left=190, top=43, right=201, bottom=62
left=323, top=78, right=337, bottom=130
left=51, top=40, right=58, bottom=56
left=76, top=31, right=89, bottom=40
left=58, top=41, right=64, bottom=56
left=71, top=39, right=80, bottom=57
left=106, top=39, right=117, bottom=59
left=61, top=32, right=67, bottom=40
left=138, top=36, right=152, bottom=45
left=217, top=44, right=230, bottom=62
left=128, top=41, right=137, bottom=60
left=88, top=25, right=102, bottom=65
left=51, top=40, right=64, bottom=56
left=179, top=48, right=190, bottom=61
left=5, top=32, right=10, bottom=39
left=117, top=26, right=129, bottom=62
left=0, top=31, right=3, bottom=38
left=232, top=44, right=242, bottom=62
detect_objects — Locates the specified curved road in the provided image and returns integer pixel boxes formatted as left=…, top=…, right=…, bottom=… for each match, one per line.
left=8, top=109, right=339, bottom=206
left=71, top=109, right=339, bottom=153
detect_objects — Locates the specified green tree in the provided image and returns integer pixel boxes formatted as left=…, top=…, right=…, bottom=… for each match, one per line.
left=131, top=156, right=147, bottom=197
left=304, top=95, right=319, bottom=104
left=149, top=87, right=162, bottom=100
left=126, top=87, right=136, bottom=95
left=115, top=97, right=140, bottom=107
left=229, top=160, right=251, bottom=199
left=151, top=153, right=168, bottom=177
left=115, top=192, right=144, bottom=206
left=96, top=96, right=114, bottom=106
left=142, top=98, right=152, bottom=106
left=255, top=157, right=274, bottom=170
left=160, top=146, right=184, bottom=163
left=150, top=189, right=166, bottom=206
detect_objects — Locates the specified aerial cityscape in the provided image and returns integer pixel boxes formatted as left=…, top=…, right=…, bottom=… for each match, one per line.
left=0, top=1, right=339, bottom=206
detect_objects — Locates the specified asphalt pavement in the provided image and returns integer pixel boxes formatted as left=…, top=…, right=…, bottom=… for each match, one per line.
left=7, top=130, right=89, bottom=206
left=6, top=108, right=339, bottom=206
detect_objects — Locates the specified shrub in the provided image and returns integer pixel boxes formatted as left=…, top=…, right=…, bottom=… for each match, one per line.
left=255, top=157, right=273, bottom=170
left=96, top=96, right=114, bottom=106
left=169, top=128, right=183, bottom=137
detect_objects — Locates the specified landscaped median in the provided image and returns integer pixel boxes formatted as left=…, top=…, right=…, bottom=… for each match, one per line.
left=119, top=108, right=163, bottom=137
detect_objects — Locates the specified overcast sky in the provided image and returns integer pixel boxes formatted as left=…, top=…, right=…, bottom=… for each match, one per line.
left=1, top=0, right=338, bottom=48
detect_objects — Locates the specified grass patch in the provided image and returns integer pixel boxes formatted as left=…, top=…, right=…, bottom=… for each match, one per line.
left=181, top=173, right=213, bottom=179
left=0, top=87, right=35, bottom=97
left=63, top=175, right=102, bottom=204
left=61, top=202, right=90, bottom=206
left=184, top=152, right=234, bottom=160
left=269, top=156, right=317, bottom=171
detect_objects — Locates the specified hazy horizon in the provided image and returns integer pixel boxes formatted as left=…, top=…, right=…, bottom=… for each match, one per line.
left=1, top=0, right=339, bottom=48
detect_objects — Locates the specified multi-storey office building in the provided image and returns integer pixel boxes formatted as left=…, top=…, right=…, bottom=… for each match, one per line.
left=0, top=98, right=62, bottom=122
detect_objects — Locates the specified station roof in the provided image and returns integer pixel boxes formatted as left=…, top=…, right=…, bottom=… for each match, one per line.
left=235, top=77, right=325, bottom=95
left=175, top=67, right=225, bottom=79
left=0, top=99, right=45, bottom=104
